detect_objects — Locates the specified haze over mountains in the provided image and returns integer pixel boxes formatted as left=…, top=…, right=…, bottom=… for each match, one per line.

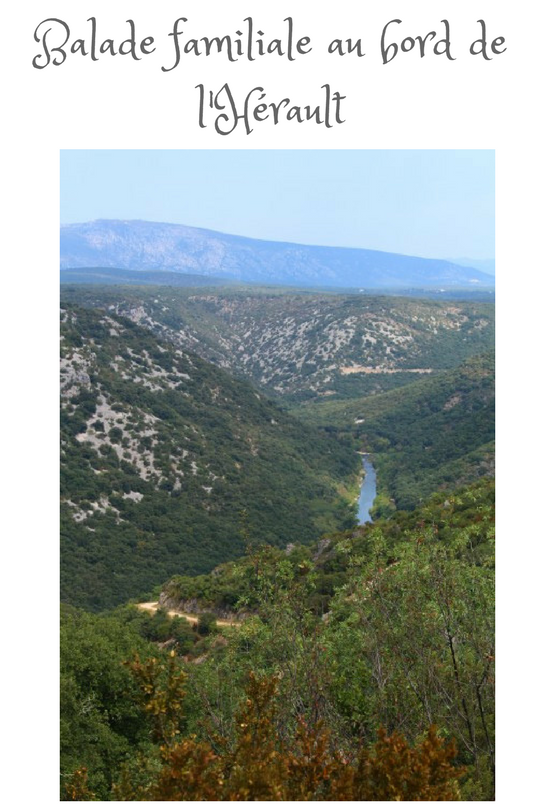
left=60, top=220, right=495, bottom=290
left=449, top=257, right=495, bottom=276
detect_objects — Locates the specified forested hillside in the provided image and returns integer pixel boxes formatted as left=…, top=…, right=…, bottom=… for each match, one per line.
left=61, top=286, right=494, bottom=403
left=59, top=283, right=495, bottom=801
left=60, top=305, right=357, bottom=610
left=296, top=352, right=495, bottom=513
left=61, top=478, right=494, bottom=801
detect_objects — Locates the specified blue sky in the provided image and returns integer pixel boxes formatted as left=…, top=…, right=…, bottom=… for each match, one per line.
left=60, top=150, right=494, bottom=260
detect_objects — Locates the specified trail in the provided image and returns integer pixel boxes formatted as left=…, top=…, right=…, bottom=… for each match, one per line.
left=137, top=601, right=241, bottom=628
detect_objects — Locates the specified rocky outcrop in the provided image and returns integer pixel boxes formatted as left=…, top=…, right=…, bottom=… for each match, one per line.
left=158, top=594, right=249, bottom=622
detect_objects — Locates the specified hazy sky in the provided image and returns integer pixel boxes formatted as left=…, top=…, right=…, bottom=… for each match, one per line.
left=60, top=150, right=494, bottom=260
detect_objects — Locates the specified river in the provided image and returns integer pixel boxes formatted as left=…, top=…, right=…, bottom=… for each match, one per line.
left=357, top=453, right=377, bottom=525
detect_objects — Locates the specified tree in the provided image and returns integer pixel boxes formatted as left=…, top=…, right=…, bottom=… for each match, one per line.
left=104, top=660, right=465, bottom=801
left=196, top=612, right=217, bottom=636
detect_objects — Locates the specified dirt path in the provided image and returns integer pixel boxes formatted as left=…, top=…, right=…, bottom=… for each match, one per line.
left=340, top=365, right=433, bottom=375
left=137, top=601, right=241, bottom=628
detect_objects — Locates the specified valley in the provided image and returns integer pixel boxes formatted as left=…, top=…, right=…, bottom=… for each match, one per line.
left=357, top=454, right=377, bottom=524
left=61, top=285, right=494, bottom=403
left=60, top=281, right=495, bottom=801
left=60, top=303, right=358, bottom=610
left=60, top=287, right=494, bottom=608
left=297, top=351, right=495, bottom=515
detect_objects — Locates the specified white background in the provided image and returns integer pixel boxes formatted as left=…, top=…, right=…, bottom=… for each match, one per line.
left=3, top=1, right=539, bottom=806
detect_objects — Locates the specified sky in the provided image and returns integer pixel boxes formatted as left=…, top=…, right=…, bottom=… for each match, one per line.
left=60, top=150, right=494, bottom=260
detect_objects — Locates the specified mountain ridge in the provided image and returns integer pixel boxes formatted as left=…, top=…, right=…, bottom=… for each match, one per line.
left=60, top=219, right=495, bottom=289
left=60, top=286, right=495, bottom=404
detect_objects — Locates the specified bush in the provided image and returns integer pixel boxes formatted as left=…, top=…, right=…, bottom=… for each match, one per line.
left=196, top=612, right=217, bottom=636
left=84, top=664, right=466, bottom=801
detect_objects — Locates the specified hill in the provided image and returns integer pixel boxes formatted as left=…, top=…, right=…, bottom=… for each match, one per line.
left=60, top=286, right=495, bottom=404
left=60, top=305, right=358, bottom=610
left=60, top=219, right=495, bottom=289
left=60, top=266, right=237, bottom=287
left=296, top=353, right=495, bottom=513
left=61, top=478, right=495, bottom=801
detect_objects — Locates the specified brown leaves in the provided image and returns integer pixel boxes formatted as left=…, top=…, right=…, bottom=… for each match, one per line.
left=110, top=660, right=465, bottom=801
left=347, top=725, right=466, bottom=801
left=125, top=652, right=187, bottom=747
left=62, top=768, right=95, bottom=801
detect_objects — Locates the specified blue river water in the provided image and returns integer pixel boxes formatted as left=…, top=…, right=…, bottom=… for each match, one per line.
left=357, top=454, right=377, bottom=525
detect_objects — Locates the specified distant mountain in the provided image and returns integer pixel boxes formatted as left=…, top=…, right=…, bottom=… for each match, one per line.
left=449, top=258, right=495, bottom=276
left=60, top=220, right=495, bottom=289
left=60, top=266, right=237, bottom=287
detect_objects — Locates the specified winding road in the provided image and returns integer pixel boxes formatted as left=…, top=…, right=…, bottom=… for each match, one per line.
left=137, top=601, right=240, bottom=628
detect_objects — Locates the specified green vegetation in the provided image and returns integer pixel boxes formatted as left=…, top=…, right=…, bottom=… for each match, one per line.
left=296, top=352, right=494, bottom=514
left=60, top=479, right=494, bottom=800
left=60, top=604, right=220, bottom=800
left=60, top=305, right=357, bottom=610
left=59, top=289, right=495, bottom=800
left=60, top=605, right=155, bottom=800
left=67, top=666, right=464, bottom=801
left=60, top=285, right=494, bottom=403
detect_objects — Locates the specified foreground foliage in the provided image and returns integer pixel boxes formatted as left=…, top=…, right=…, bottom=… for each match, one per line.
left=60, top=480, right=494, bottom=800
left=67, top=664, right=464, bottom=801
